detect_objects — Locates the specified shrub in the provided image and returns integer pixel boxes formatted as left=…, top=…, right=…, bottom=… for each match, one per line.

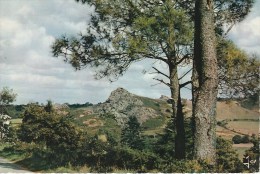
left=232, top=135, right=242, bottom=144
left=241, top=135, right=250, bottom=143
left=216, top=137, right=243, bottom=173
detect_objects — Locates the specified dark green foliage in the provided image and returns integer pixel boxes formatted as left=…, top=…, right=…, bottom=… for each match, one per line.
left=155, top=117, right=194, bottom=160
left=142, top=117, right=165, bottom=130
left=244, top=135, right=259, bottom=172
left=68, top=102, right=93, bottom=109
left=121, top=116, right=144, bottom=150
left=4, top=105, right=26, bottom=118
left=216, top=137, right=243, bottom=172
left=241, top=93, right=259, bottom=109
left=232, top=134, right=251, bottom=144
left=18, top=102, right=83, bottom=166
left=232, top=135, right=242, bottom=144
left=217, top=120, right=228, bottom=127
left=155, top=120, right=175, bottom=160
left=44, top=100, right=54, bottom=113
left=110, top=146, right=160, bottom=172
left=241, top=135, right=250, bottom=143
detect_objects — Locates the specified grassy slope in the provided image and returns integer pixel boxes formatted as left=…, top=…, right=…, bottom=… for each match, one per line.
left=56, top=98, right=259, bottom=141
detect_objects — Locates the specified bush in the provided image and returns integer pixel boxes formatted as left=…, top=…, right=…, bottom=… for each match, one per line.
left=216, top=137, right=243, bottom=173
left=232, top=135, right=250, bottom=144
left=241, top=135, right=250, bottom=143
left=232, top=135, right=242, bottom=144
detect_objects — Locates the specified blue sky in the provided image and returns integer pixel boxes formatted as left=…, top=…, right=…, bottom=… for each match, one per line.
left=0, top=0, right=259, bottom=104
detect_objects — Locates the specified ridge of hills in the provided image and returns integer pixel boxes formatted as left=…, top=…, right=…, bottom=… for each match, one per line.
left=71, top=87, right=259, bottom=140
left=8, top=87, right=259, bottom=140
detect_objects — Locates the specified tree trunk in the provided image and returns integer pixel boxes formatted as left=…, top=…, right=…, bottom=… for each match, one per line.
left=192, top=0, right=218, bottom=164
left=169, top=65, right=185, bottom=159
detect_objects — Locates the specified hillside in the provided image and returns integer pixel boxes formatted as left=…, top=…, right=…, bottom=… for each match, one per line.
left=70, top=87, right=171, bottom=136
left=69, top=88, right=259, bottom=140
left=7, top=87, right=259, bottom=165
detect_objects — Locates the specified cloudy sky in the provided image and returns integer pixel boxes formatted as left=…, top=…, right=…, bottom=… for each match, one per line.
left=0, top=0, right=259, bottom=105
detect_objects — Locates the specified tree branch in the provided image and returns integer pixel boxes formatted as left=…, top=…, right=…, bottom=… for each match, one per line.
left=153, top=78, right=171, bottom=88
left=177, top=54, right=191, bottom=65
left=180, top=81, right=192, bottom=88
left=151, top=67, right=170, bottom=79
left=178, top=68, right=192, bottom=80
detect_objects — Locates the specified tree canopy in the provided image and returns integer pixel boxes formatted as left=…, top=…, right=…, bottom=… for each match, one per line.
left=217, top=38, right=259, bottom=98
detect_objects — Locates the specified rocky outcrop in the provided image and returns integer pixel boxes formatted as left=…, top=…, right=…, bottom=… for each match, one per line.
left=159, top=95, right=172, bottom=104
left=93, top=87, right=159, bottom=126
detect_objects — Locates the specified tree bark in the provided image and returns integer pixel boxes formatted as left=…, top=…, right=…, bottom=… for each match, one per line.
left=169, top=65, right=185, bottom=159
left=192, top=0, right=218, bottom=164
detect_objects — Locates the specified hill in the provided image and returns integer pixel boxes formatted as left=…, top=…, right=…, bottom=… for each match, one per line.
left=69, top=87, right=259, bottom=140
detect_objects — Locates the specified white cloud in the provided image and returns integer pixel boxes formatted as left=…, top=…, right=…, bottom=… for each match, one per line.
left=228, top=1, right=260, bottom=55
left=0, top=0, right=258, bottom=104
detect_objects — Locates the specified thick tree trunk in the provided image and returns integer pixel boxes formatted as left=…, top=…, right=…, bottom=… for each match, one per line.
left=169, top=66, right=185, bottom=159
left=192, top=0, right=218, bottom=164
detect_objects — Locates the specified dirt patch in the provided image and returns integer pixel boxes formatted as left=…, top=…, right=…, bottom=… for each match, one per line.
left=233, top=143, right=254, bottom=148
left=79, top=114, right=85, bottom=118
left=83, top=118, right=103, bottom=127
left=83, top=109, right=93, bottom=115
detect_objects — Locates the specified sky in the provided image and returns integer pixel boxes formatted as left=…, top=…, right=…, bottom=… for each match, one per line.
left=0, top=0, right=259, bottom=105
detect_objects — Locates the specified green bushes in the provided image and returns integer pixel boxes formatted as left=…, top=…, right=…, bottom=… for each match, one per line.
left=232, top=134, right=250, bottom=144
left=216, top=137, right=243, bottom=172
left=0, top=102, right=247, bottom=172
left=244, top=135, right=259, bottom=172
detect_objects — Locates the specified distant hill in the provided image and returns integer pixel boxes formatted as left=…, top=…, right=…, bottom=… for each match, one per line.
left=93, top=87, right=169, bottom=126
left=184, top=99, right=259, bottom=139
left=71, top=87, right=259, bottom=140
left=8, top=88, right=258, bottom=140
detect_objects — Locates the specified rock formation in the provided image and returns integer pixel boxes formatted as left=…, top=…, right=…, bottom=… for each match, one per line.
left=93, top=87, right=159, bottom=126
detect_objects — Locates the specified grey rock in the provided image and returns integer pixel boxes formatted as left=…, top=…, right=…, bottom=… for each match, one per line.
left=93, top=87, right=159, bottom=126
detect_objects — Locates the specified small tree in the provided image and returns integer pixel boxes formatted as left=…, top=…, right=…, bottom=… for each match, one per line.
left=0, top=87, right=17, bottom=140
left=216, top=137, right=243, bottom=172
left=121, top=116, right=143, bottom=150
left=241, top=135, right=250, bottom=143
left=18, top=102, right=82, bottom=166
left=0, top=87, right=17, bottom=114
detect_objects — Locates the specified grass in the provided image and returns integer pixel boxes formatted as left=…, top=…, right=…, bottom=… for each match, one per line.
left=0, top=143, right=29, bottom=162
left=0, top=142, right=88, bottom=172
left=226, top=121, right=259, bottom=136
left=10, top=118, right=22, bottom=128
left=142, top=116, right=165, bottom=130
left=138, top=97, right=161, bottom=111
left=233, top=146, right=252, bottom=160
left=10, top=118, right=22, bottom=124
